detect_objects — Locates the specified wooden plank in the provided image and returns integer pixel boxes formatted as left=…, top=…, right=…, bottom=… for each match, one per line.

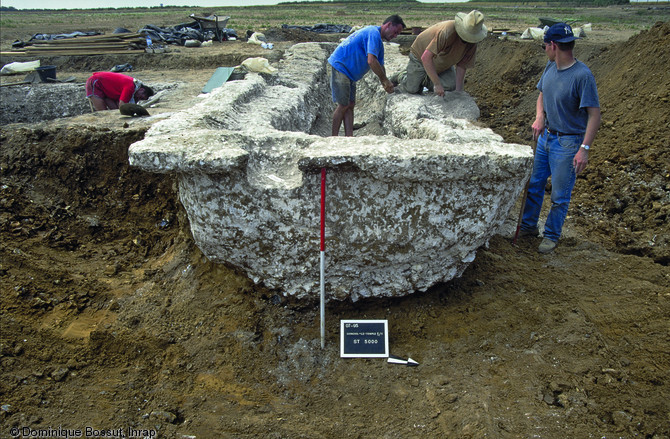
left=26, top=44, right=138, bottom=51
left=33, top=33, right=142, bottom=44
left=1, top=81, right=32, bottom=87
left=35, top=36, right=143, bottom=45
left=31, top=40, right=139, bottom=46
left=4, top=49, right=146, bottom=56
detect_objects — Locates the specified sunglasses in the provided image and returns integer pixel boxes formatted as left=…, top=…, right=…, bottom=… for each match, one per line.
left=541, top=42, right=554, bottom=49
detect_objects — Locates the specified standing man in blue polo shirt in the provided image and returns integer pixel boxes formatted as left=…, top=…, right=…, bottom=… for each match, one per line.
left=328, top=15, right=406, bottom=136
left=520, top=23, right=601, bottom=254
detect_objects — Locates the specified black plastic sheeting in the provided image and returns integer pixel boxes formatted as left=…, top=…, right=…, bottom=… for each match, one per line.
left=28, top=31, right=103, bottom=42
left=11, top=31, right=104, bottom=48
left=281, top=23, right=352, bottom=34
left=139, top=21, right=238, bottom=45
left=11, top=23, right=239, bottom=49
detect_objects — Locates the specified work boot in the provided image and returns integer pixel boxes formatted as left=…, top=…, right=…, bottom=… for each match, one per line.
left=519, top=226, right=539, bottom=238
left=538, top=237, right=557, bottom=254
left=390, top=71, right=406, bottom=88
left=389, top=73, right=400, bottom=87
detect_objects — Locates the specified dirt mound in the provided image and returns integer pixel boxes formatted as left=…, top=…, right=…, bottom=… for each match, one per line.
left=574, top=21, right=670, bottom=263
left=469, top=21, right=670, bottom=264
left=261, top=27, right=344, bottom=43
left=1, top=22, right=669, bottom=439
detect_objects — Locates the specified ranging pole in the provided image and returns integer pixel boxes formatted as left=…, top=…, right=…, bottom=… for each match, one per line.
left=320, top=167, right=326, bottom=349
left=512, top=141, right=537, bottom=245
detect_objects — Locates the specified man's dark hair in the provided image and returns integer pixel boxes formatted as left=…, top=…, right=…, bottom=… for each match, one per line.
left=557, top=40, right=575, bottom=51
left=383, top=14, right=406, bottom=29
left=142, top=85, right=155, bottom=97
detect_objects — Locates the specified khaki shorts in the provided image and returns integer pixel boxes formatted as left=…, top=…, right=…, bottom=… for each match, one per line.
left=397, top=52, right=456, bottom=94
left=329, top=66, right=356, bottom=105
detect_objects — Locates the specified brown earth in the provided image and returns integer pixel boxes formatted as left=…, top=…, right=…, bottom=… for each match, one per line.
left=1, top=15, right=669, bottom=439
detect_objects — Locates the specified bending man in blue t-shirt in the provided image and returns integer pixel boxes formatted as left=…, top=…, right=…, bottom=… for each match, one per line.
left=520, top=23, right=601, bottom=254
left=327, top=15, right=405, bottom=136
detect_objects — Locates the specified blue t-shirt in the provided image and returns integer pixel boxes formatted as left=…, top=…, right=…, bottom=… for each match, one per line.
left=537, top=60, right=600, bottom=134
left=328, top=26, right=384, bottom=82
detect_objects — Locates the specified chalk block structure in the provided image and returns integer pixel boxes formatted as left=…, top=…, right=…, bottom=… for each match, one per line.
left=129, top=42, right=533, bottom=301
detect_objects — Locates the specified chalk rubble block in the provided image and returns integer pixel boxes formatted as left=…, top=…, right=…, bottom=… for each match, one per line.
left=129, top=42, right=533, bottom=302
left=1, top=83, right=90, bottom=124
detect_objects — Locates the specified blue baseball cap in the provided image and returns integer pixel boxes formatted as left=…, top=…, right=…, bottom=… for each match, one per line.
left=544, top=23, right=580, bottom=43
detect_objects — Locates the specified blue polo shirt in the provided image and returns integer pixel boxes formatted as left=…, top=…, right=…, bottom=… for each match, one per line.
left=328, top=26, right=384, bottom=82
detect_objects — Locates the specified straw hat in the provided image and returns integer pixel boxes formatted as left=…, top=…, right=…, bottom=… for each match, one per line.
left=454, top=10, right=488, bottom=43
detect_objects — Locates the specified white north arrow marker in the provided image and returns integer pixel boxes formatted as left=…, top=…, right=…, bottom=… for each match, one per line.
left=388, top=355, right=419, bottom=367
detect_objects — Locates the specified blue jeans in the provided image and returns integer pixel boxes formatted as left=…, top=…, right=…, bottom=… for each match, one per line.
left=521, top=129, right=582, bottom=242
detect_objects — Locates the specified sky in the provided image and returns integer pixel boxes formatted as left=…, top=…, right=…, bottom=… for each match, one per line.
left=2, top=0, right=465, bottom=10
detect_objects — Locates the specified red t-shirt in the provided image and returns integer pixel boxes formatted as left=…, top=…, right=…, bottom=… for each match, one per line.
left=89, top=71, right=137, bottom=103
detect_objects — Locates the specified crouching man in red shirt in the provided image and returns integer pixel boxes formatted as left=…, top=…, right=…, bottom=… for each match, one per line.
left=85, top=71, right=154, bottom=112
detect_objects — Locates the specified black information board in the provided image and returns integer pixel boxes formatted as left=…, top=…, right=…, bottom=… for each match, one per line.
left=340, top=320, right=389, bottom=358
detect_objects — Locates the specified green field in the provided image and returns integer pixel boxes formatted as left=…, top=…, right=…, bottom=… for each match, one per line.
left=1, top=1, right=668, bottom=48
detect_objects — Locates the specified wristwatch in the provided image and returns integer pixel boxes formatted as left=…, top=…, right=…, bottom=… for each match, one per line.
left=580, top=144, right=590, bottom=151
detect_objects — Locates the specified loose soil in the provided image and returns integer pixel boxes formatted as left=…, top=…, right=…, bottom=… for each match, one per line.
left=1, top=14, right=669, bottom=439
